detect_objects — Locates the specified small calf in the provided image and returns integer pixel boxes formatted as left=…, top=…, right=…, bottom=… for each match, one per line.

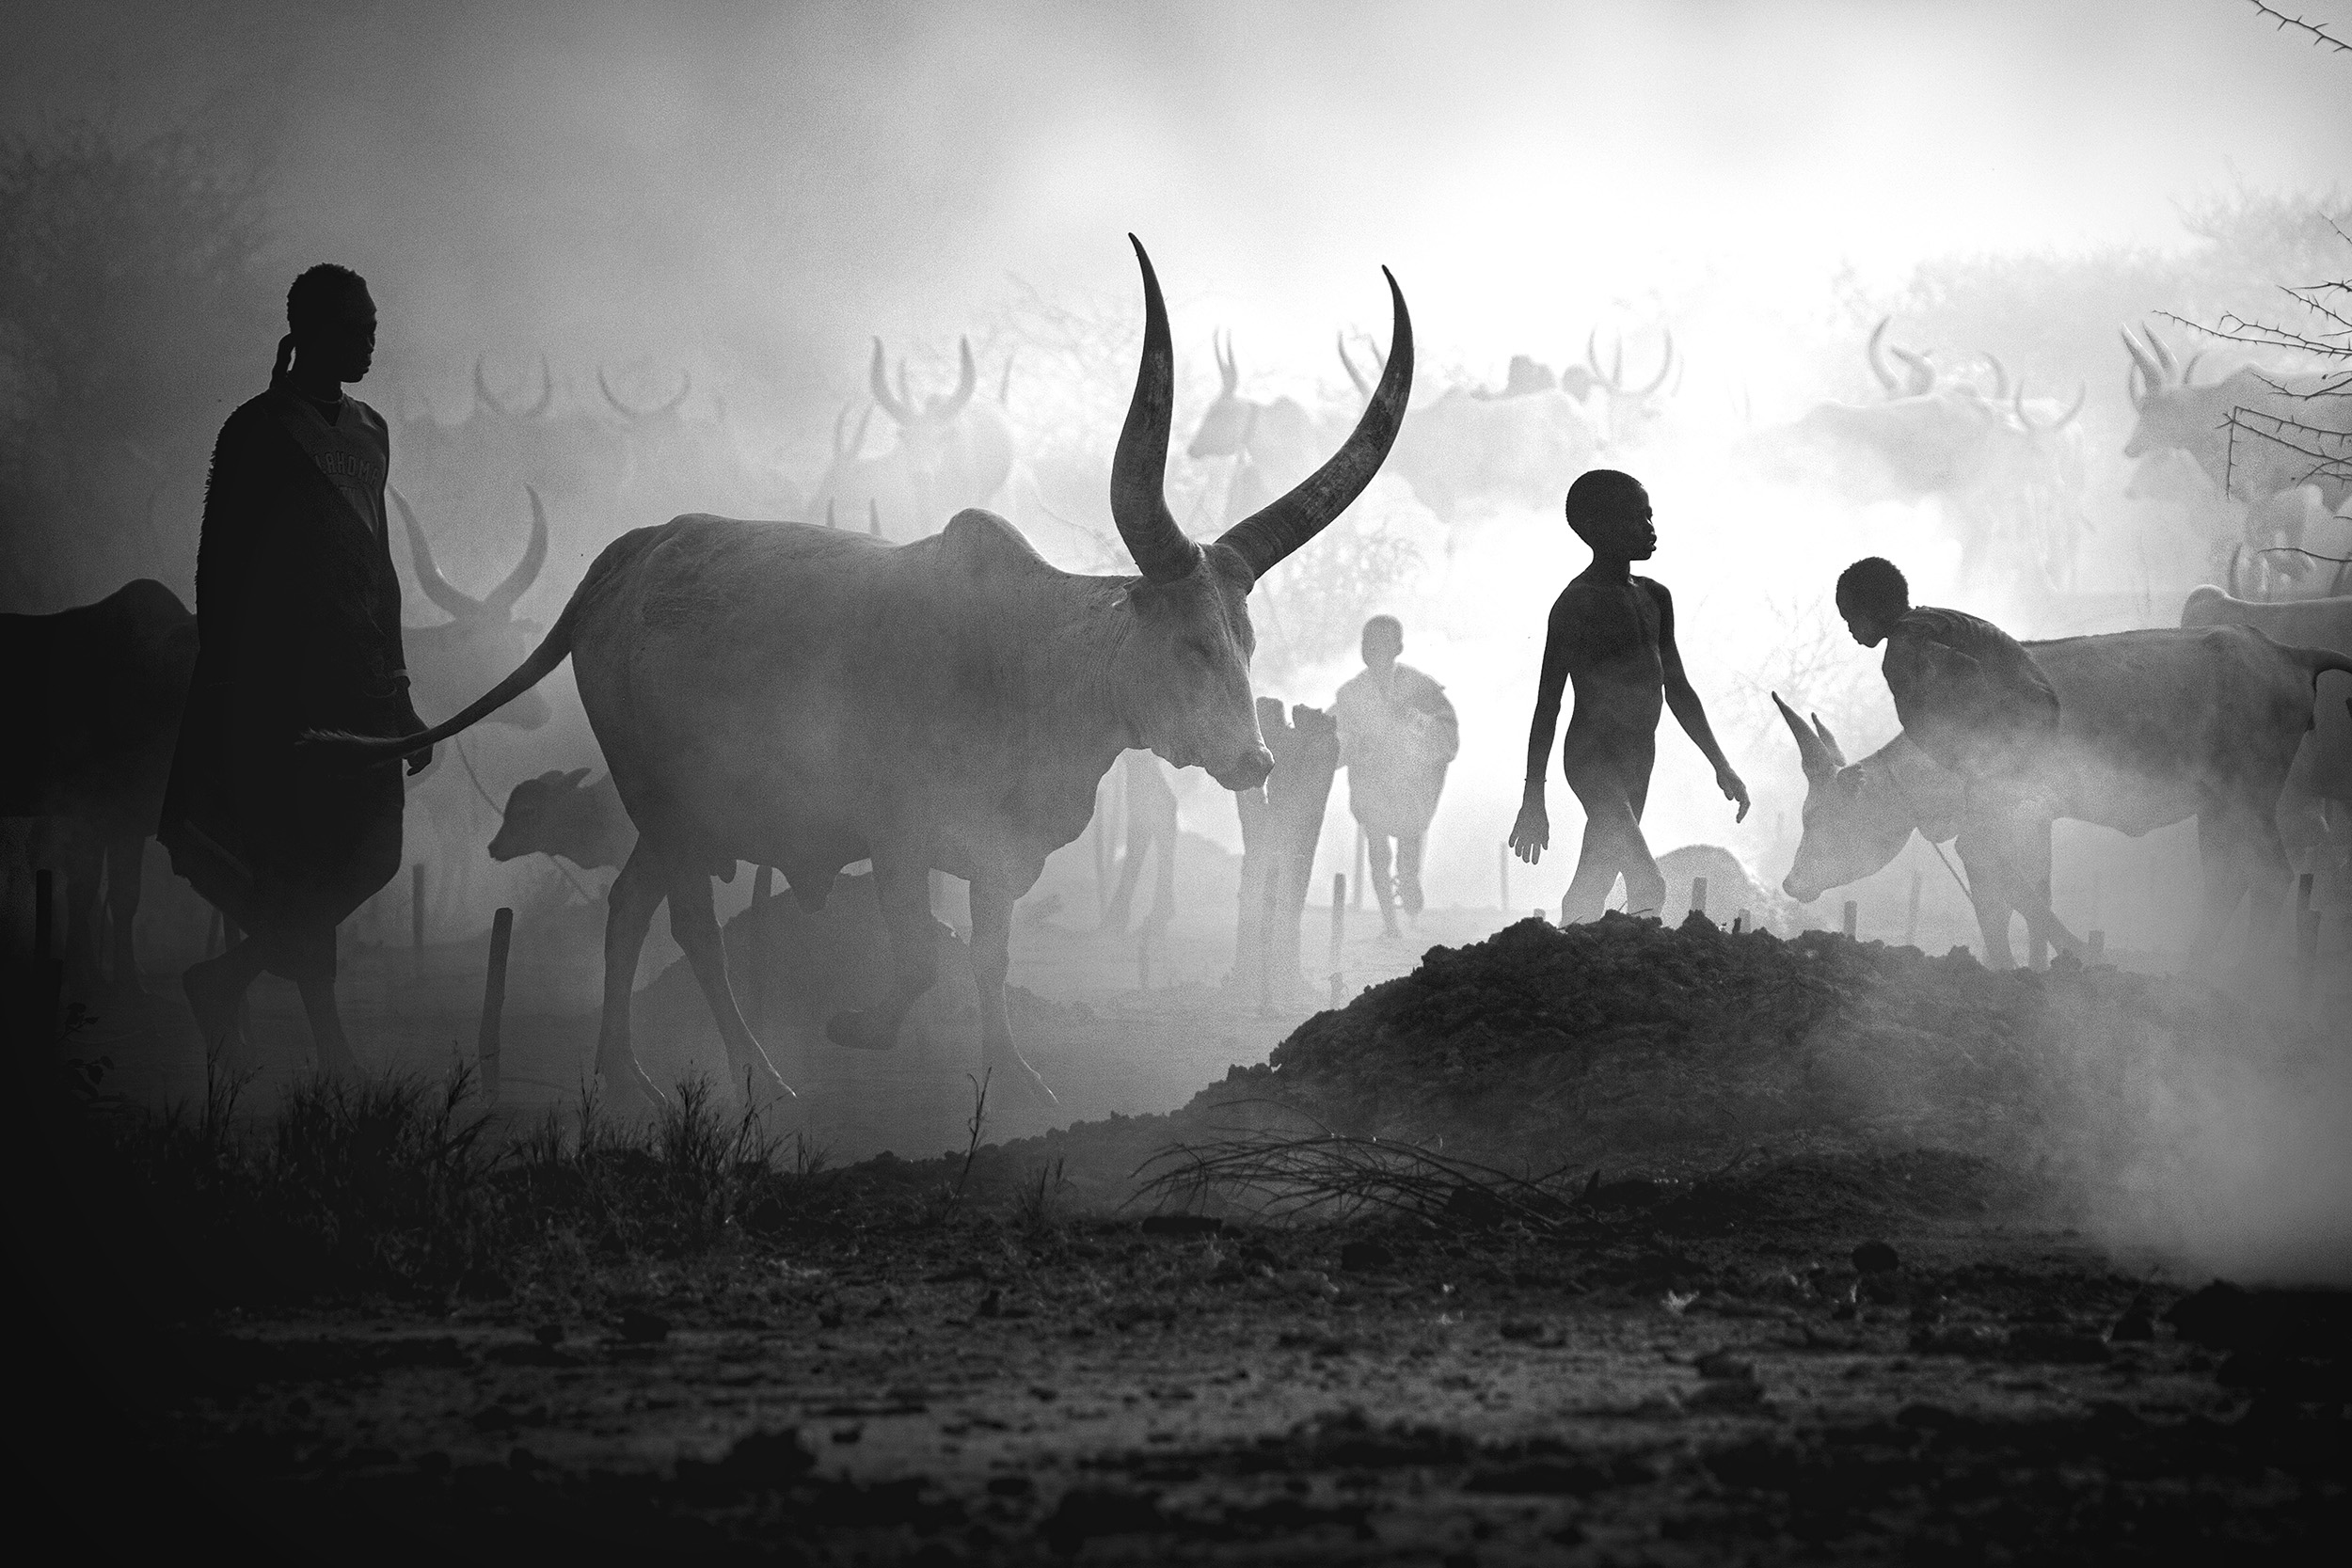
left=487, top=767, right=634, bottom=872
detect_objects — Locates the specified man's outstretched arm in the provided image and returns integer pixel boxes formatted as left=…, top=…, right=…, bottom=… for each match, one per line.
left=1508, top=597, right=1574, bottom=863
left=1650, top=582, right=1750, bottom=821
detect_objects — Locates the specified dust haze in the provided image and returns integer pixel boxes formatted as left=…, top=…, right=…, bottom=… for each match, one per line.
left=6, top=0, right=2349, bottom=1283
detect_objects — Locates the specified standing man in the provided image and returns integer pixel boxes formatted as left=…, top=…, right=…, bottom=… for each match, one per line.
left=1509, top=469, right=1748, bottom=924
left=1335, top=614, right=1459, bottom=937
left=160, top=263, right=430, bottom=1072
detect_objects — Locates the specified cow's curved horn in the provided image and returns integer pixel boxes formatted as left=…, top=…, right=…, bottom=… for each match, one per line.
left=1337, top=332, right=1373, bottom=399
left=2121, top=328, right=2165, bottom=405
left=869, top=340, right=914, bottom=424
left=1217, top=265, right=1413, bottom=582
left=1109, top=237, right=1205, bottom=584
left=2228, top=543, right=2246, bottom=598
left=2179, top=351, right=2208, bottom=389
left=392, top=487, right=485, bottom=619
left=1628, top=329, right=1674, bottom=398
left=2144, top=326, right=2178, bottom=377
left=998, top=347, right=1015, bottom=405
left=472, top=356, right=505, bottom=418
left=1893, top=347, right=1936, bottom=397
left=597, top=367, right=636, bottom=420
left=522, top=355, right=553, bottom=418
left=937, top=338, right=977, bottom=419
left=483, top=487, right=549, bottom=617
left=1216, top=331, right=1239, bottom=396
left=1773, top=692, right=1834, bottom=780
left=597, top=367, right=690, bottom=421
left=1980, top=352, right=2010, bottom=400
left=1867, top=318, right=1899, bottom=395
left=832, top=404, right=851, bottom=455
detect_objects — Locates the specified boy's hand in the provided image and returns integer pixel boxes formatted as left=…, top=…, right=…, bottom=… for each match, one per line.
left=1717, top=765, right=1751, bottom=822
left=1508, top=797, right=1549, bottom=863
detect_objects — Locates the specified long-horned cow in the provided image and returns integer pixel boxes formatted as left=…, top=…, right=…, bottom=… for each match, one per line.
left=2122, top=324, right=2350, bottom=596
left=313, top=237, right=1414, bottom=1110
left=1774, top=626, right=2352, bottom=968
left=1757, top=323, right=2088, bottom=591
left=1335, top=337, right=1596, bottom=523
left=392, top=486, right=554, bottom=731
left=813, top=338, right=1015, bottom=542
left=1187, top=333, right=1343, bottom=526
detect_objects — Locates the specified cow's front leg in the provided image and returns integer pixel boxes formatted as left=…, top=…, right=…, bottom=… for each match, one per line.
left=826, top=855, right=941, bottom=1053
left=971, top=879, right=1057, bottom=1106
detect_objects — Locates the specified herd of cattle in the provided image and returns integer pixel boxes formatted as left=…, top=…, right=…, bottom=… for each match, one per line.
left=6, top=252, right=2350, bottom=1101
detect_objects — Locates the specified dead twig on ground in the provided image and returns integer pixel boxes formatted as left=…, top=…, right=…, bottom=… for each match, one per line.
left=1133, top=1132, right=1593, bottom=1231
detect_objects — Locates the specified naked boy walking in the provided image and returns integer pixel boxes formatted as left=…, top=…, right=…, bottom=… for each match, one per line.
left=1508, top=469, right=1748, bottom=923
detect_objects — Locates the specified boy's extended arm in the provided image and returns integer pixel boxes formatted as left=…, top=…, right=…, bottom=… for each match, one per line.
left=1507, top=597, right=1573, bottom=862
left=1650, top=581, right=1751, bottom=821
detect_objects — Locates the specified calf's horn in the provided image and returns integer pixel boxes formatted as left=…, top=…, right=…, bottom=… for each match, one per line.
left=1867, top=318, right=1900, bottom=395
left=1216, top=263, right=1413, bottom=582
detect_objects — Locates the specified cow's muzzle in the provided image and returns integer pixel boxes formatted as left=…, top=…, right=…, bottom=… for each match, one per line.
left=1781, top=873, right=1820, bottom=904
left=1210, top=745, right=1275, bottom=792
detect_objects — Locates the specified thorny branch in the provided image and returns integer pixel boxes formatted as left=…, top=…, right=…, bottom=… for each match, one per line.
left=2242, top=0, right=2352, bottom=54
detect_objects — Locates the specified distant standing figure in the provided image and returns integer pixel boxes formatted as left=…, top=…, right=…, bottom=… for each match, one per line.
left=1509, top=469, right=1749, bottom=924
left=1833, top=556, right=2061, bottom=812
left=1102, top=748, right=1178, bottom=934
left=159, top=264, right=430, bottom=1071
left=1335, top=615, right=1459, bottom=936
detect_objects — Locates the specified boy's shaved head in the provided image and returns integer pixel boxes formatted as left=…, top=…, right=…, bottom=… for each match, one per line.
left=1836, top=557, right=1910, bottom=620
left=1564, top=468, right=1648, bottom=546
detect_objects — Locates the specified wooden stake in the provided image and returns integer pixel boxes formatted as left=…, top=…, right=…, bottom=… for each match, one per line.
left=476, top=907, right=514, bottom=1101
left=754, top=864, right=773, bottom=905
left=1328, top=873, right=1346, bottom=1007
left=1841, top=899, right=1858, bottom=939
left=1690, top=876, right=1708, bottom=919
left=1258, top=853, right=1282, bottom=1013
left=1734, top=908, right=1748, bottom=935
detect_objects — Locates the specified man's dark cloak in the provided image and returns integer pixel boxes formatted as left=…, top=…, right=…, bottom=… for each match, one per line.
left=158, top=384, right=417, bottom=979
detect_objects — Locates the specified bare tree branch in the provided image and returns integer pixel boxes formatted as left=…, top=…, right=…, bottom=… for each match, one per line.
left=2244, top=0, right=2352, bottom=54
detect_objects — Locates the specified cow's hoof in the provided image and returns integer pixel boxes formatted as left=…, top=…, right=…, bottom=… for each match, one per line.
left=988, top=1054, right=1059, bottom=1108
left=733, top=1052, right=799, bottom=1101
left=596, top=1057, right=672, bottom=1118
left=826, top=1010, right=898, bottom=1052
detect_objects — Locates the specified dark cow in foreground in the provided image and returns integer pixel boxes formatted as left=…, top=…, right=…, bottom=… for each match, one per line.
left=314, top=237, right=1415, bottom=1111
left=487, top=768, right=633, bottom=871
left=393, top=486, right=554, bottom=733
left=1775, top=626, right=2352, bottom=968
left=1, top=578, right=199, bottom=988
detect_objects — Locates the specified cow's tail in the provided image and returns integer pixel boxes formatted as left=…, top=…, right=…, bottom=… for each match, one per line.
left=303, top=526, right=661, bottom=767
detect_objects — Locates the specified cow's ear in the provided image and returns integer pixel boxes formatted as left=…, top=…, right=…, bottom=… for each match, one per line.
left=563, top=767, right=591, bottom=787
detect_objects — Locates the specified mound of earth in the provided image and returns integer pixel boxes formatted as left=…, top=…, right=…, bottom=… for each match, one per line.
left=1186, top=913, right=2318, bottom=1173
